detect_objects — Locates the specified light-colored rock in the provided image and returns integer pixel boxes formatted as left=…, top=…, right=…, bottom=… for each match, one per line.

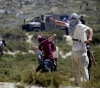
left=63, top=35, right=72, bottom=45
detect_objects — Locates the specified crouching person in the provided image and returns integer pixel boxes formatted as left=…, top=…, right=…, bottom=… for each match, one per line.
left=36, top=34, right=56, bottom=72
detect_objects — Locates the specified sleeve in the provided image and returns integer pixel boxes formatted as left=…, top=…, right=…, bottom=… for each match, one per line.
left=82, top=24, right=90, bottom=32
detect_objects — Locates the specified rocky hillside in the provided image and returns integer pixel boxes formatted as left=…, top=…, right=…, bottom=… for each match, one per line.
left=0, top=0, right=100, bottom=27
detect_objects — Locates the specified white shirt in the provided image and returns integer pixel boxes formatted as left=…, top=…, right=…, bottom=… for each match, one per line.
left=71, top=24, right=89, bottom=51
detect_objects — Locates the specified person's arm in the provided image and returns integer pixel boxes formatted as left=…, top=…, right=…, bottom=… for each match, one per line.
left=29, top=44, right=39, bottom=50
left=86, top=28, right=93, bottom=44
left=90, top=52, right=96, bottom=66
left=50, top=17, right=68, bottom=27
left=48, top=34, right=56, bottom=42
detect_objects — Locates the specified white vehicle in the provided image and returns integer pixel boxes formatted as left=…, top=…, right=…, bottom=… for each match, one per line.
left=22, top=19, right=41, bottom=32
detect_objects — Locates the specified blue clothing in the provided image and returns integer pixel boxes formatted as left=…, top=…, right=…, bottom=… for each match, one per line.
left=36, top=58, right=54, bottom=72
left=36, top=50, right=42, bottom=64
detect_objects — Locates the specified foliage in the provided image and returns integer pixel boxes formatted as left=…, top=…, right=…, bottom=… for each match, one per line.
left=57, top=43, right=72, bottom=54
left=15, top=84, right=25, bottom=88
left=35, top=72, right=65, bottom=87
left=92, top=33, right=100, bottom=45
left=0, top=0, right=100, bottom=87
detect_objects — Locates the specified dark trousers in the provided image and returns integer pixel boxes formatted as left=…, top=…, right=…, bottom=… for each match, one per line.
left=36, top=58, right=54, bottom=72
left=41, top=23, right=45, bottom=31
left=87, top=51, right=92, bottom=80
left=51, top=58, right=57, bottom=71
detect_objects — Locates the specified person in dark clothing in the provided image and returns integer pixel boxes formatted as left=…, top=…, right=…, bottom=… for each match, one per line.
left=40, top=14, right=46, bottom=31
left=80, top=16, right=96, bottom=80
left=86, top=43, right=96, bottom=80
left=86, top=44, right=92, bottom=80
left=62, top=14, right=70, bottom=35
left=31, top=34, right=56, bottom=72
left=80, top=15, right=85, bottom=24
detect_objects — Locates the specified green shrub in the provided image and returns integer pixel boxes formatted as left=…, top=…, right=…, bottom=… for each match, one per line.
left=0, top=74, right=9, bottom=82
left=15, top=84, right=25, bottom=88
left=7, top=40, right=29, bottom=52
left=57, top=43, right=72, bottom=54
left=35, top=72, right=65, bottom=87
left=92, top=33, right=100, bottom=45
left=10, top=73, right=22, bottom=82
left=23, top=71, right=36, bottom=84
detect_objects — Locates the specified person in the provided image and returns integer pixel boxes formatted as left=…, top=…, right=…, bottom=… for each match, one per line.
left=80, top=15, right=85, bottom=24
left=0, top=39, right=6, bottom=55
left=40, top=14, right=46, bottom=31
left=62, top=14, right=70, bottom=23
left=52, top=46, right=59, bottom=71
left=86, top=43, right=96, bottom=80
left=50, top=13, right=95, bottom=86
left=30, top=45, right=42, bottom=64
left=80, top=16, right=96, bottom=78
left=32, top=34, right=56, bottom=72
left=24, top=18, right=26, bottom=24
left=61, top=14, right=70, bottom=35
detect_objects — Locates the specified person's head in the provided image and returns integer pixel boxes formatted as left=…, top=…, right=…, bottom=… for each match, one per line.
left=70, top=13, right=79, bottom=25
left=37, top=34, right=46, bottom=43
left=80, top=15, right=83, bottom=19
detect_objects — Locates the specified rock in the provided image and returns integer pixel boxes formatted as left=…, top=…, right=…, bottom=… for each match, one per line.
left=63, top=35, right=72, bottom=45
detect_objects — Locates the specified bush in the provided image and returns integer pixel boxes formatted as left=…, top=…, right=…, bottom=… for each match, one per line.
left=7, top=40, right=29, bottom=52
left=92, top=33, right=100, bottom=45
left=15, top=84, right=25, bottom=88
left=35, top=73, right=65, bottom=87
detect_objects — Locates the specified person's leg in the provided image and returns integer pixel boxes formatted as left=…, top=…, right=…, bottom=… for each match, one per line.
left=65, top=27, right=69, bottom=35
left=41, top=23, right=45, bottom=31
left=38, top=54, right=42, bottom=64
left=53, top=58, right=57, bottom=71
left=36, top=64, right=42, bottom=72
left=80, top=50, right=89, bottom=81
left=40, top=23, right=43, bottom=31
left=71, top=51, right=81, bottom=86
left=0, top=47, right=3, bottom=55
left=87, top=51, right=92, bottom=80
left=42, top=59, right=52, bottom=72
left=43, top=23, right=45, bottom=31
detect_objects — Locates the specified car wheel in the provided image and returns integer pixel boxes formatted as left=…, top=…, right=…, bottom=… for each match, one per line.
left=33, top=28, right=41, bottom=32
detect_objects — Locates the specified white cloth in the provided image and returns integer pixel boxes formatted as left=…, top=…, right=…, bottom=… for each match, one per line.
left=69, top=24, right=90, bottom=86
left=0, top=41, right=3, bottom=46
left=53, top=46, right=59, bottom=58
left=72, top=24, right=90, bottom=51
left=71, top=50, right=89, bottom=86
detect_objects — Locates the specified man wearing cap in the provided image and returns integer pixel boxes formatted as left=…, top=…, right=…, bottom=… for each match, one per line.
left=50, top=13, right=95, bottom=86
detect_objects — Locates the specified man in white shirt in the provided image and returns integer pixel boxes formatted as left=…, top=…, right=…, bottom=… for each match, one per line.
left=50, top=13, right=94, bottom=86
